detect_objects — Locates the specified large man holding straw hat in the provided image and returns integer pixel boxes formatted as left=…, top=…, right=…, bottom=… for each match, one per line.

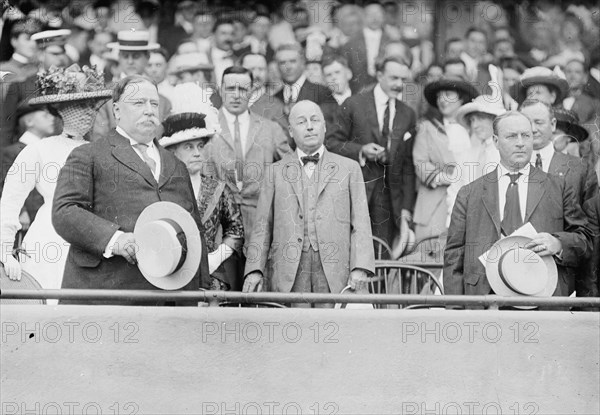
left=53, top=75, right=210, bottom=305
left=444, top=111, right=591, bottom=299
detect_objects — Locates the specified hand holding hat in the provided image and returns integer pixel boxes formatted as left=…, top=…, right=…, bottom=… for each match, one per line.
left=524, top=232, right=562, bottom=257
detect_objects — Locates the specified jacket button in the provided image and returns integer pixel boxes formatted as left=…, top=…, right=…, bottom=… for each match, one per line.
left=297, top=238, right=302, bottom=243
left=299, top=214, right=303, bottom=219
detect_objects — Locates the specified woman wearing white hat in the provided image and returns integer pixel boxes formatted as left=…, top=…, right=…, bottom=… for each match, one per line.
left=160, top=84, right=244, bottom=290
left=0, top=64, right=112, bottom=297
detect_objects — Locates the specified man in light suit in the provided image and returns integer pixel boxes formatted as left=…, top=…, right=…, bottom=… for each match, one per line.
left=204, top=66, right=290, bottom=239
left=326, top=56, right=417, bottom=251
left=444, top=111, right=591, bottom=298
left=52, top=75, right=210, bottom=305
left=340, top=3, right=391, bottom=94
left=243, top=101, right=375, bottom=303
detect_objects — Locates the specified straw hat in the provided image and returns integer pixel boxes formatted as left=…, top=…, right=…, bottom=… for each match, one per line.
left=169, top=52, right=214, bottom=75
left=107, top=29, right=159, bottom=51
left=134, top=201, right=202, bottom=290
left=31, top=29, right=71, bottom=48
left=485, top=235, right=558, bottom=299
left=28, top=64, right=112, bottom=105
left=514, top=66, right=569, bottom=104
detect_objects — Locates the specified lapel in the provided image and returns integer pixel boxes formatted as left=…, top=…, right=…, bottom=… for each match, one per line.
left=524, top=167, right=547, bottom=222
left=282, top=152, right=304, bottom=212
left=317, top=150, right=337, bottom=197
left=217, top=110, right=235, bottom=151
left=364, top=90, right=381, bottom=143
left=244, top=112, right=261, bottom=157
left=109, top=131, right=156, bottom=187
left=156, top=140, right=176, bottom=189
left=297, top=81, right=311, bottom=102
left=482, top=169, right=501, bottom=236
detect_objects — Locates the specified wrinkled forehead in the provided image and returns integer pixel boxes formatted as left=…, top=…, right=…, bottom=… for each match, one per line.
left=497, top=114, right=532, bottom=135
left=290, top=102, right=323, bottom=120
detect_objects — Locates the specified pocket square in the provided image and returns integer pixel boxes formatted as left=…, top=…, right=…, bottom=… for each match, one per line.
left=403, top=132, right=412, bottom=141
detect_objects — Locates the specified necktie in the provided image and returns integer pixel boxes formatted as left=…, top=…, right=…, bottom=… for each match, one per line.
left=535, top=153, right=543, bottom=170
left=283, top=84, right=293, bottom=104
left=501, top=173, right=523, bottom=236
left=301, top=153, right=320, bottom=165
left=133, top=143, right=157, bottom=176
left=233, top=116, right=244, bottom=183
left=381, top=100, right=390, bottom=147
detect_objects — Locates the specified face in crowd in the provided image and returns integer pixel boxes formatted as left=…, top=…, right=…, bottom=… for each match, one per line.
left=288, top=101, right=326, bottom=155
left=276, top=48, right=305, bottom=85
left=436, top=90, right=463, bottom=118
left=242, top=54, right=268, bottom=89
left=147, top=52, right=168, bottom=84
left=525, top=84, right=557, bottom=105
left=466, top=112, right=495, bottom=142
left=493, top=113, right=534, bottom=171
left=119, top=50, right=149, bottom=77
left=114, top=79, right=160, bottom=143
left=221, top=71, right=253, bottom=116
left=376, top=60, right=411, bottom=100
left=323, top=60, right=352, bottom=95
left=171, top=139, right=207, bottom=175
left=520, top=102, right=556, bottom=151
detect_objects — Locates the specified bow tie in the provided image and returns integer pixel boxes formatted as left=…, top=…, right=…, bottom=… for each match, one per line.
left=301, top=153, right=320, bottom=165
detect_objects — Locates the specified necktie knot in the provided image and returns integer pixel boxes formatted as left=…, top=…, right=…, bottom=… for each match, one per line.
left=133, top=143, right=157, bottom=175
left=507, top=172, right=521, bottom=185
left=301, top=153, right=320, bottom=165
left=535, top=152, right=543, bottom=169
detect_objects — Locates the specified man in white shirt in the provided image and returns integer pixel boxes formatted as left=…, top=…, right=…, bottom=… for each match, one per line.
left=322, top=55, right=352, bottom=106
left=445, top=111, right=591, bottom=298
left=52, top=75, right=210, bottom=304
left=210, top=18, right=235, bottom=88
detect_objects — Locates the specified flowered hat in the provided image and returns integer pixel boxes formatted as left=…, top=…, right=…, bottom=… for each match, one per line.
left=28, top=64, right=112, bottom=105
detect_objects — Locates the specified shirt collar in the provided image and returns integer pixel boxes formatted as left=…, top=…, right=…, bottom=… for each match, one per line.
left=18, top=130, right=42, bottom=146
left=363, top=27, right=382, bottom=38
left=590, top=68, right=600, bottom=83
left=333, top=89, right=351, bottom=105
left=497, top=161, right=531, bottom=178
left=116, top=126, right=155, bottom=149
left=12, top=53, right=29, bottom=64
left=532, top=142, right=554, bottom=163
left=286, top=73, right=307, bottom=91
left=297, top=145, right=325, bottom=162
left=222, top=108, right=250, bottom=124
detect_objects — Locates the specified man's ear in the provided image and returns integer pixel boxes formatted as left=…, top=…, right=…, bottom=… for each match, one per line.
left=550, top=117, right=557, bottom=133
left=113, top=101, right=120, bottom=120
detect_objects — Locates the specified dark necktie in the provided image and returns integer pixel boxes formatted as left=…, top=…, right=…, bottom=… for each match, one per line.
left=381, top=100, right=390, bottom=147
left=301, top=153, right=320, bottom=165
left=501, top=173, right=523, bottom=236
left=233, top=116, right=244, bottom=182
left=535, top=153, right=543, bottom=170
left=133, top=143, right=157, bottom=176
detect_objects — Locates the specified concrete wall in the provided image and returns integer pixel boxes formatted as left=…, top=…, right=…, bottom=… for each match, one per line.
left=1, top=306, right=599, bottom=414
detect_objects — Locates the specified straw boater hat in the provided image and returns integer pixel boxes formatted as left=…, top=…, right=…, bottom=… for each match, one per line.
left=553, top=107, right=589, bottom=143
left=134, top=201, right=202, bottom=290
left=28, top=64, right=112, bottom=106
left=514, top=66, right=569, bottom=104
left=159, top=83, right=221, bottom=148
left=31, top=29, right=71, bottom=48
left=107, top=29, right=159, bottom=51
left=485, top=235, right=558, bottom=301
left=456, top=94, right=507, bottom=129
left=424, top=76, right=479, bottom=108
left=169, top=52, right=214, bottom=75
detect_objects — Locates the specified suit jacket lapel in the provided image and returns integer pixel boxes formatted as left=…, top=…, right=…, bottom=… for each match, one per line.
left=244, top=114, right=260, bottom=157
left=365, top=91, right=381, bottom=144
left=524, top=167, right=547, bottom=222
left=157, top=141, right=176, bottom=188
left=482, top=169, right=501, bottom=236
left=109, top=132, right=156, bottom=187
left=317, top=150, right=337, bottom=197
left=218, top=110, right=235, bottom=151
left=282, top=152, right=303, bottom=212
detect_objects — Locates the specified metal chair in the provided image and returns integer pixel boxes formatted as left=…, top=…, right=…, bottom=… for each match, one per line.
left=369, top=261, right=444, bottom=309
left=373, top=236, right=393, bottom=260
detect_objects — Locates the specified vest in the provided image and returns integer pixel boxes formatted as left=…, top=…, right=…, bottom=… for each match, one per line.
left=301, top=164, right=319, bottom=252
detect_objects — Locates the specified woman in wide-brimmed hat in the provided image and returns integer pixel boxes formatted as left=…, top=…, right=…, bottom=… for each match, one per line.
left=160, top=83, right=244, bottom=291
left=552, top=107, right=589, bottom=158
left=412, top=76, right=479, bottom=241
left=0, top=64, right=112, bottom=298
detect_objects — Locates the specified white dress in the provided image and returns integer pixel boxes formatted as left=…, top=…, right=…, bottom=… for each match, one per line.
left=0, top=134, right=87, bottom=290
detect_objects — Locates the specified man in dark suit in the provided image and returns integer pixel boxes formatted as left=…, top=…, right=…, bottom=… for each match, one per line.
left=340, top=3, right=391, bottom=94
left=583, top=191, right=600, bottom=297
left=0, top=18, right=42, bottom=86
left=444, top=111, right=591, bottom=298
left=563, top=59, right=600, bottom=144
left=273, top=43, right=337, bottom=136
left=52, top=75, right=209, bottom=305
left=326, top=56, right=417, bottom=250
left=520, top=99, right=597, bottom=205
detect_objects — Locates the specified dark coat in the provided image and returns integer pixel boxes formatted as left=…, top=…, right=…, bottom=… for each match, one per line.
left=52, top=130, right=210, bottom=305
left=326, top=86, right=417, bottom=226
left=583, top=193, right=600, bottom=297
left=444, top=167, right=592, bottom=297
left=548, top=151, right=597, bottom=205
left=340, top=30, right=391, bottom=94
left=0, top=74, right=37, bottom=147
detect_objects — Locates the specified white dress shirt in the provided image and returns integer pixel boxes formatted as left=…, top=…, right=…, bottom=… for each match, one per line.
left=283, top=74, right=307, bottom=104
left=89, top=54, right=106, bottom=74
left=562, top=96, right=575, bottom=110
left=497, top=162, right=530, bottom=222
left=221, top=108, right=251, bottom=155
left=297, top=145, right=325, bottom=178
left=530, top=142, right=555, bottom=173
left=363, top=27, right=382, bottom=77
left=373, top=83, right=396, bottom=139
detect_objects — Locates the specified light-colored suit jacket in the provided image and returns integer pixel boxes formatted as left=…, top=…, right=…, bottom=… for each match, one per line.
left=204, top=110, right=290, bottom=233
left=444, top=167, right=592, bottom=297
left=244, top=150, right=375, bottom=294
